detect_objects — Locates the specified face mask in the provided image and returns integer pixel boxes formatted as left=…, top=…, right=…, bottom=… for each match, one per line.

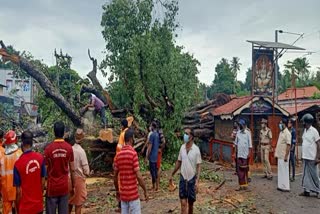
left=279, top=124, right=283, bottom=130
left=183, top=134, right=189, bottom=143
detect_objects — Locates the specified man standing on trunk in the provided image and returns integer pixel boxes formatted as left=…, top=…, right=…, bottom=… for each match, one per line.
left=299, top=113, right=320, bottom=198
left=84, top=94, right=107, bottom=127
left=169, top=128, right=202, bottom=214
left=275, top=118, right=291, bottom=192
left=260, top=118, right=273, bottom=180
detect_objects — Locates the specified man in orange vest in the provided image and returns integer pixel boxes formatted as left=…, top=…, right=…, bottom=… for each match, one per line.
left=0, top=130, right=22, bottom=214
left=0, top=130, right=5, bottom=194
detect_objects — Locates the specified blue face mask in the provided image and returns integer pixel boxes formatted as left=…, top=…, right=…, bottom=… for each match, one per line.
left=183, top=133, right=189, bottom=143
left=279, top=124, right=283, bottom=130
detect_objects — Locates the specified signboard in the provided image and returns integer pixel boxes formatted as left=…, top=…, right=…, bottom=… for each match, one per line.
left=253, top=49, right=274, bottom=96
left=250, top=99, right=272, bottom=113
left=214, top=119, right=234, bottom=143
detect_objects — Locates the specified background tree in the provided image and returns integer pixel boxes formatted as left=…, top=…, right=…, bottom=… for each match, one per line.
left=209, top=58, right=236, bottom=96
left=284, top=57, right=311, bottom=87
left=100, top=0, right=199, bottom=158
left=244, top=68, right=252, bottom=92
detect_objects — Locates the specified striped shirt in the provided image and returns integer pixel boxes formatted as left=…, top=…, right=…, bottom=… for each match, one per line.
left=114, top=145, right=139, bottom=202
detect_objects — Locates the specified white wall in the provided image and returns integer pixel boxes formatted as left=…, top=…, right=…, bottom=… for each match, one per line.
left=0, top=68, right=33, bottom=104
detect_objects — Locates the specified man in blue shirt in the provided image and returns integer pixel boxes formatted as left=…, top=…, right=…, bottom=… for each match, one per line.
left=288, top=118, right=297, bottom=182
left=146, top=122, right=160, bottom=191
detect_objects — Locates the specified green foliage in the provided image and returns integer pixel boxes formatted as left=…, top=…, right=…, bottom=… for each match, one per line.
left=101, top=0, right=199, bottom=160
left=244, top=68, right=252, bottom=91
left=284, top=57, right=311, bottom=87
left=200, top=170, right=222, bottom=183
left=0, top=103, right=17, bottom=131
left=209, top=58, right=237, bottom=97
left=312, top=92, right=320, bottom=99
left=35, top=65, right=82, bottom=130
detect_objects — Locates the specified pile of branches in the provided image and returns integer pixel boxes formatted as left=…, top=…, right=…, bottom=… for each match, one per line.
left=182, top=94, right=231, bottom=139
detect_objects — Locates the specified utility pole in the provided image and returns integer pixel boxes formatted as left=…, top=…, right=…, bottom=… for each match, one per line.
left=275, top=30, right=279, bottom=103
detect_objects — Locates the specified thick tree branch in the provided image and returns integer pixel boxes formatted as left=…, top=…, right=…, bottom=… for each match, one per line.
left=0, top=41, right=82, bottom=126
left=138, top=51, right=159, bottom=109
left=80, top=85, right=107, bottom=104
left=158, top=74, right=174, bottom=114
left=86, top=49, right=116, bottom=110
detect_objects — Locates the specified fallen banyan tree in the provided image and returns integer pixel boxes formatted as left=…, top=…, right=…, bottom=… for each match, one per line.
left=182, top=93, right=231, bottom=139
left=0, top=40, right=230, bottom=171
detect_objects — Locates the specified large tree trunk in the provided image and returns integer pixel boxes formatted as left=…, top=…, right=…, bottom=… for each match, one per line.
left=0, top=41, right=82, bottom=126
left=87, top=49, right=116, bottom=110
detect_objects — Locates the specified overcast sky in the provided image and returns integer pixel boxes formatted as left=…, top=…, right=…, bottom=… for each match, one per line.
left=0, top=0, right=319, bottom=85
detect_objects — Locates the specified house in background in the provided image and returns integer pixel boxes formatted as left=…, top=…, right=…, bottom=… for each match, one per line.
left=278, top=86, right=320, bottom=106
left=278, top=85, right=320, bottom=130
left=208, top=96, right=289, bottom=165
left=0, top=68, right=38, bottom=124
left=0, top=83, right=6, bottom=96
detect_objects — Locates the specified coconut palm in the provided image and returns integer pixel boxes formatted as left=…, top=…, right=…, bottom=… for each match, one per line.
left=284, top=57, right=311, bottom=87
left=231, top=57, right=241, bottom=79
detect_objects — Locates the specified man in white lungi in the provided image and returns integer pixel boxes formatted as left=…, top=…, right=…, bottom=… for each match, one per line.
left=299, top=113, right=320, bottom=198
left=275, top=118, right=291, bottom=191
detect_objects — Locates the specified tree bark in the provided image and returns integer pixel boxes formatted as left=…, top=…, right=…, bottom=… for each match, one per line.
left=80, top=85, right=107, bottom=104
left=0, top=41, right=82, bottom=126
left=87, top=49, right=116, bottom=110
left=138, top=51, right=159, bottom=109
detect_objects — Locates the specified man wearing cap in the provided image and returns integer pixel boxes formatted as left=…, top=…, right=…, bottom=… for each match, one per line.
left=0, top=130, right=22, bottom=214
left=84, top=93, right=107, bottom=127
left=13, top=131, right=46, bottom=214
left=234, top=119, right=252, bottom=191
left=299, top=113, right=320, bottom=198
left=69, top=129, right=90, bottom=214
left=259, top=118, right=273, bottom=180
left=275, top=118, right=291, bottom=192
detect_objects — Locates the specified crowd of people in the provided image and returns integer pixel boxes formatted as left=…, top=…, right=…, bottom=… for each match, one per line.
left=114, top=118, right=202, bottom=214
left=0, top=112, right=319, bottom=214
left=232, top=113, right=320, bottom=198
left=0, top=122, right=89, bottom=214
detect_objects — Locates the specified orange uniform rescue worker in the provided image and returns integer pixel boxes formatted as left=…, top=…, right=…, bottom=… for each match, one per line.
left=0, top=130, right=5, bottom=194
left=0, top=130, right=22, bottom=214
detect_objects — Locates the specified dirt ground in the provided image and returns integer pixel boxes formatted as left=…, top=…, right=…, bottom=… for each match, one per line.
left=80, top=161, right=318, bottom=214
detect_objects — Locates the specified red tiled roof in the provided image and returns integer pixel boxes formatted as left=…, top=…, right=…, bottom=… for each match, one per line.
left=278, top=86, right=320, bottom=101
left=212, top=96, right=252, bottom=116
left=281, top=101, right=320, bottom=115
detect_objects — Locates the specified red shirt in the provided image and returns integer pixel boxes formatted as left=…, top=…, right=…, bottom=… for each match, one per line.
left=44, top=139, right=74, bottom=197
left=114, top=145, right=140, bottom=202
left=14, top=150, right=46, bottom=214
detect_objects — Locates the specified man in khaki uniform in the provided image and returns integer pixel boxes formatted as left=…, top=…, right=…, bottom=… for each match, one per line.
left=260, top=118, right=273, bottom=179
